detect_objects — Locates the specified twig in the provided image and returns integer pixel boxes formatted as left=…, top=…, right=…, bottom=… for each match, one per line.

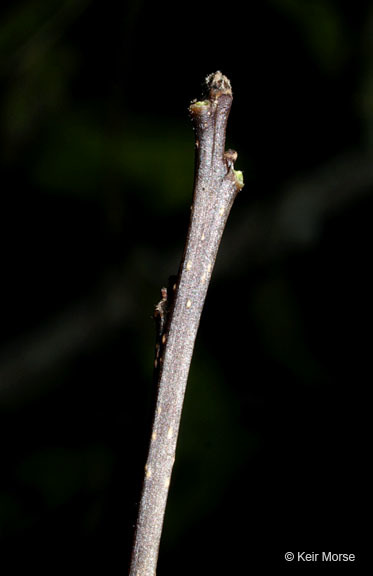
left=129, top=71, right=244, bottom=576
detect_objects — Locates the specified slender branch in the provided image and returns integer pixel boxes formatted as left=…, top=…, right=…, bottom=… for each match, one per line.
left=138, top=72, right=244, bottom=576
left=129, top=71, right=243, bottom=575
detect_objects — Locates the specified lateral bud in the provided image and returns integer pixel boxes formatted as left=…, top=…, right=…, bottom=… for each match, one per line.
left=224, top=149, right=238, bottom=169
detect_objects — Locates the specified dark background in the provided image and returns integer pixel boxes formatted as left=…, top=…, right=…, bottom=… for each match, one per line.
left=0, top=0, right=371, bottom=572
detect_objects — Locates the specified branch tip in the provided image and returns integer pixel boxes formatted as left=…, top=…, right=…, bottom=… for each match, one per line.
left=189, top=72, right=232, bottom=119
left=205, top=71, right=232, bottom=99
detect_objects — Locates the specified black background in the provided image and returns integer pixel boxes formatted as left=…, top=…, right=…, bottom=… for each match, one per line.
left=0, top=0, right=371, bottom=572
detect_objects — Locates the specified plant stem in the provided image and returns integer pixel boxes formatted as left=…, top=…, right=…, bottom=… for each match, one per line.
left=129, top=71, right=244, bottom=576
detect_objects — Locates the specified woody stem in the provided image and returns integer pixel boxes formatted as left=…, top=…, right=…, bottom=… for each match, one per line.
left=129, top=71, right=244, bottom=576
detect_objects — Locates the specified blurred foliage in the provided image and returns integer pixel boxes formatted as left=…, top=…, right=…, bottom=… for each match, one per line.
left=270, top=0, right=349, bottom=73
left=0, top=0, right=372, bottom=572
left=31, top=113, right=194, bottom=208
